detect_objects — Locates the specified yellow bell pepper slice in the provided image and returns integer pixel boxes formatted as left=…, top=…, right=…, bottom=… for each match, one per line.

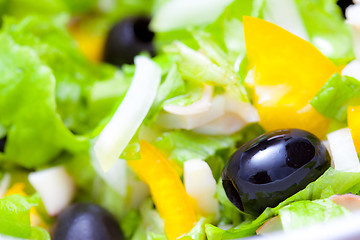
left=127, top=141, right=197, bottom=240
left=5, top=182, right=27, bottom=197
left=348, top=106, right=360, bottom=152
left=69, top=25, right=104, bottom=62
left=243, top=16, right=337, bottom=138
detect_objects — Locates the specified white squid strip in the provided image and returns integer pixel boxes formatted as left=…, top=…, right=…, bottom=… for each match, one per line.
left=157, top=95, right=225, bottom=130
left=164, top=85, right=213, bottom=115
left=225, top=94, right=260, bottom=123
left=193, top=113, right=245, bottom=135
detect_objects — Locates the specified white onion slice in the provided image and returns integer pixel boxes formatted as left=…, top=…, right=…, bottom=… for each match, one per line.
left=92, top=156, right=149, bottom=207
left=150, top=0, right=233, bottom=32
left=346, top=4, right=360, bottom=31
left=341, top=60, right=360, bottom=80
left=94, top=56, right=161, bottom=171
left=91, top=158, right=128, bottom=197
left=193, top=113, right=245, bottom=135
left=28, top=166, right=75, bottom=216
left=0, top=173, right=11, bottom=198
left=353, top=30, right=360, bottom=62
left=163, top=85, right=213, bottom=115
left=157, top=95, right=225, bottom=130
left=264, top=0, right=309, bottom=41
left=346, top=5, right=360, bottom=61
left=225, top=95, right=260, bottom=123
left=184, top=159, right=219, bottom=218
left=327, top=128, right=360, bottom=172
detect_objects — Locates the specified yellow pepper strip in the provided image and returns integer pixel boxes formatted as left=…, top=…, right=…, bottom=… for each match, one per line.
left=69, top=25, right=105, bottom=62
left=127, top=141, right=197, bottom=240
left=5, top=182, right=27, bottom=197
left=243, top=16, right=337, bottom=138
left=348, top=106, right=360, bottom=152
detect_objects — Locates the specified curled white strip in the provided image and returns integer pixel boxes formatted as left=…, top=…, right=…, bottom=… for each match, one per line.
left=163, top=84, right=213, bottom=115
left=94, top=56, right=161, bottom=171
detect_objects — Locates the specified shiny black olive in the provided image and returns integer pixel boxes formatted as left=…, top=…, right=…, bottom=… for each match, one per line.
left=53, top=203, right=124, bottom=240
left=222, top=129, right=330, bottom=216
left=0, top=136, right=6, bottom=152
left=103, top=16, right=155, bottom=67
left=337, top=0, right=353, bottom=17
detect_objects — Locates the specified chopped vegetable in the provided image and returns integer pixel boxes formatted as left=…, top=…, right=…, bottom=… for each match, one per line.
left=28, top=166, right=75, bottom=216
left=184, top=159, right=219, bottom=217
left=94, top=56, right=161, bottom=171
left=244, top=16, right=337, bottom=137
left=127, top=141, right=197, bottom=240
left=327, top=128, right=360, bottom=172
left=348, top=105, right=360, bottom=152
left=311, top=73, right=360, bottom=122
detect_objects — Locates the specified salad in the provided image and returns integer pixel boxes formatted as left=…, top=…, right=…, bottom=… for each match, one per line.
left=1, top=0, right=360, bottom=239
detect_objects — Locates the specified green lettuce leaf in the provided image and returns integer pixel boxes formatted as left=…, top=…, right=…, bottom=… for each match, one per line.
left=311, top=73, right=360, bottom=122
left=0, top=194, right=49, bottom=239
left=2, top=15, right=127, bottom=135
left=0, top=33, right=87, bottom=168
left=204, top=0, right=264, bottom=59
left=0, top=0, right=66, bottom=18
left=295, top=0, right=354, bottom=65
left=146, top=62, right=186, bottom=123
left=29, top=227, right=51, bottom=240
left=131, top=198, right=166, bottom=240
left=181, top=217, right=211, bottom=240
left=205, top=168, right=360, bottom=239
left=154, top=130, right=236, bottom=165
left=279, top=199, right=349, bottom=231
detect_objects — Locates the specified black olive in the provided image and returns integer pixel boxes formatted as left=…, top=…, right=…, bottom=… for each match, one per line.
left=337, top=0, right=353, bottom=18
left=222, top=129, right=330, bottom=216
left=53, top=203, right=124, bottom=240
left=0, top=136, right=6, bottom=152
left=103, top=16, right=155, bottom=67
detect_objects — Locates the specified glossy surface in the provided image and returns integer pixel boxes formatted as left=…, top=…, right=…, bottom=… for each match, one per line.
left=222, top=129, right=330, bottom=216
left=103, top=17, right=155, bottom=66
left=337, top=0, right=353, bottom=17
left=52, top=203, right=124, bottom=240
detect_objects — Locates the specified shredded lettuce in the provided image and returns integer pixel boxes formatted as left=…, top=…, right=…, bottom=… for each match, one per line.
left=0, top=0, right=66, bottom=18
left=205, top=168, right=360, bottom=239
left=279, top=199, right=349, bottom=231
left=131, top=199, right=166, bottom=240
left=0, top=194, right=49, bottom=239
left=0, top=33, right=87, bottom=168
left=146, top=63, right=186, bottom=123
left=311, top=73, right=360, bottom=122
left=181, top=217, right=211, bottom=240
left=295, top=0, right=354, bottom=65
left=2, top=15, right=127, bottom=134
left=154, top=131, right=236, bottom=165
